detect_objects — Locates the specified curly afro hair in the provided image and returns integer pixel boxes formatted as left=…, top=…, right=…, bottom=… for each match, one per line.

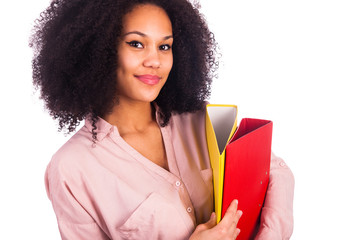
left=30, top=0, right=218, bottom=140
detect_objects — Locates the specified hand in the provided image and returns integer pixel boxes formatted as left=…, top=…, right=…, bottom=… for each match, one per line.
left=189, top=199, right=242, bottom=240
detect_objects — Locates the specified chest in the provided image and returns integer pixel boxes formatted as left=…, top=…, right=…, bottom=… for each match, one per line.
left=87, top=120, right=214, bottom=238
left=121, top=126, right=168, bottom=170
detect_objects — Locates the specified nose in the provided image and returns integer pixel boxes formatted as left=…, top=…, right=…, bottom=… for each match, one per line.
left=143, top=46, right=160, bottom=68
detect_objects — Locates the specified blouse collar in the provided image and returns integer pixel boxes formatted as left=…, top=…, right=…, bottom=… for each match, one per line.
left=84, top=117, right=117, bottom=142
left=84, top=103, right=163, bottom=142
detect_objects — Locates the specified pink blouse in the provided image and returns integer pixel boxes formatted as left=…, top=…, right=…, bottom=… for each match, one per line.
left=45, top=105, right=294, bottom=240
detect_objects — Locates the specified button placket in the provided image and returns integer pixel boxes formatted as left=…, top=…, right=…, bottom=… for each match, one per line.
left=171, top=178, right=196, bottom=225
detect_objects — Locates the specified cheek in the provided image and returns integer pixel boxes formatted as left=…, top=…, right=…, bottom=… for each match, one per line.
left=163, top=54, right=173, bottom=74
left=117, top=48, right=140, bottom=75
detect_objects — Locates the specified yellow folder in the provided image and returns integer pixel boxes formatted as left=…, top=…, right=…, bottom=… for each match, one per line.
left=205, top=104, right=238, bottom=223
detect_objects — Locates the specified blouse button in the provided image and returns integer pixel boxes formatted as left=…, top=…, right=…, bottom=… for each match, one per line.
left=175, top=181, right=181, bottom=187
left=187, top=207, right=192, bottom=213
left=280, top=162, right=286, bottom=167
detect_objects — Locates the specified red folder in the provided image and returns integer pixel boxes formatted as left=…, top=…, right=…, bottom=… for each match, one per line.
left=222, top=118, right=273, bottom=240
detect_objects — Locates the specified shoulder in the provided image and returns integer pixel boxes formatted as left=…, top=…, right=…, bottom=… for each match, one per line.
left=167, top=102, right=208, bottom=156
left=170, top=101, right=207, bottom=128
left=270, top=152, right=293, bottom=172
left=54, top=126, right=92, bottom=160
left=46, top=126, right=94, bottom=184
left=44, top=127, right=106, bottom=225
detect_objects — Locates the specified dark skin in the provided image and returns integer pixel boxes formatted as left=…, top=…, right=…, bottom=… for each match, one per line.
left=105, top=102, right=169, bottom=170
left=104, top=4, right=242, bottom=239
left=103, top=4, right=172, bottom=170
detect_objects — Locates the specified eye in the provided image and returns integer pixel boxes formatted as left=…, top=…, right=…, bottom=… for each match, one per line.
left=159, top=44, right=172, bottom=51
left=126, top=41, right=144, bottom=49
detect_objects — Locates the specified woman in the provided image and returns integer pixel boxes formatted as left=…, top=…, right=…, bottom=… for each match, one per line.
left=30, top=0, right=294, bottom=239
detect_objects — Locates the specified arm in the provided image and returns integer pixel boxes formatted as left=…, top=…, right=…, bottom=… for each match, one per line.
left=45, top=160, right=109, bottom=240
left=255, top=153, right=295, bottom=240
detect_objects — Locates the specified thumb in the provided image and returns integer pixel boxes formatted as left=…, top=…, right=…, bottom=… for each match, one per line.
left=190, top=212, right=217, bottom=238
left=203, top=212, right=217, bottom=229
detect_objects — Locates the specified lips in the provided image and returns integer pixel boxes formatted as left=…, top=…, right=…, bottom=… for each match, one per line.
left=135, top=74, right=161, bottom=85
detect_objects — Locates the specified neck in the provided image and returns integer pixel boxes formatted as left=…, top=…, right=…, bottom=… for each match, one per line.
left=104, top=100, right=156, bottom=135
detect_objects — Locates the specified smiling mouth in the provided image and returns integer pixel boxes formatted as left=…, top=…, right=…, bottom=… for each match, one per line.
left=135, top=74, right=161, bottom=85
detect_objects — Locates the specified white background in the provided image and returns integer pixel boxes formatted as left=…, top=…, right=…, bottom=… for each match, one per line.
left=0, top=0, right=359, bottom=239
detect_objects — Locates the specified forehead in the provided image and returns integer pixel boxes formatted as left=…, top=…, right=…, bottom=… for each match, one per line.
left=122, top=4, right=172, bottom=34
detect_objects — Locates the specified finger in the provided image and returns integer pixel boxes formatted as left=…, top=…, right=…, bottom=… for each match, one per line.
left=220, top=199, right=238, bottom=226
left=205, top=212, right=217, bottom=228
left=197, top=212, right=216, bottom=231
left=232, top=228, right=241, bottom=240
left=228, top=210, right=242, bottom=236
left=213, top=206, right=242, bottom=239
left=229, top=210, right=242, bottom=236
left=225, top=199, right=238, bottom=216
left=235, top=210, right=243, bottom=222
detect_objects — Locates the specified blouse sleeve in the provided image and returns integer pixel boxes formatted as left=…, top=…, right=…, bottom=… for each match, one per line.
left=254, top=152, right=295, bottom=240
left=45, top=159, right=109, bottom=240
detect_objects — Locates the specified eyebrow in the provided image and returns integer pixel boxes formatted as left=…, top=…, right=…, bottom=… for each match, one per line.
left=122, top=31, right=173, bottom=40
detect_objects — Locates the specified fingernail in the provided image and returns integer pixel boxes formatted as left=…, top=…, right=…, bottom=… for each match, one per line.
left=234, top=199, right=238, bottom=205
left=236, top=228, right=241, bottom=236
left=211, top=212, right=216, bottom=219
left=237, top=210, right=243, bottom=217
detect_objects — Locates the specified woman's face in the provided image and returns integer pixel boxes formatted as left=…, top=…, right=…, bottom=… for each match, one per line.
left=116, top=4, right=173, bottom=104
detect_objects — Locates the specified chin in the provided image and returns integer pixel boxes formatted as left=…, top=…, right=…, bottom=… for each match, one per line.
left=137, top=89, right=162, bottom=103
